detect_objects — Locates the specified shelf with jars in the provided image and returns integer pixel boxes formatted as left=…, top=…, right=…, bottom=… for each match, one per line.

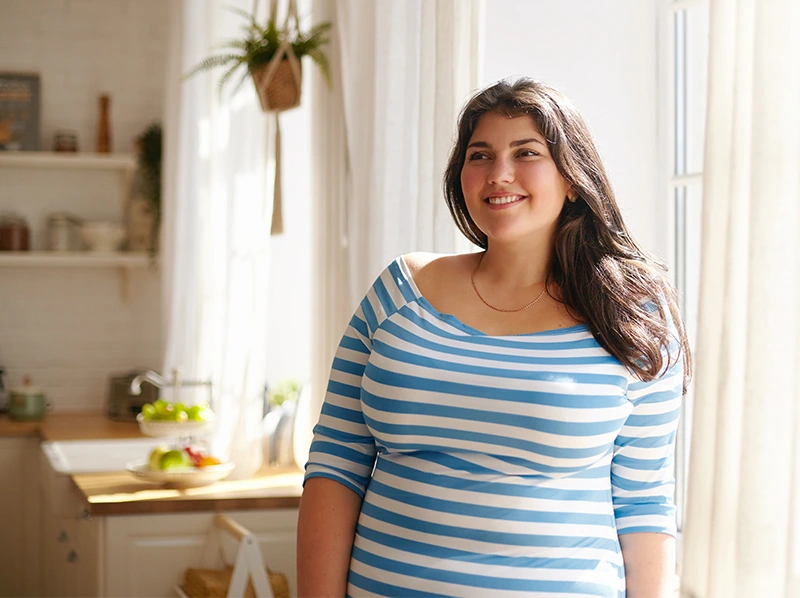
left=0, top=147, right=156, bottom=275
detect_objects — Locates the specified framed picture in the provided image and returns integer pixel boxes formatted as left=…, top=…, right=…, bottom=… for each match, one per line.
left=0, top=72, right=41, bottom=151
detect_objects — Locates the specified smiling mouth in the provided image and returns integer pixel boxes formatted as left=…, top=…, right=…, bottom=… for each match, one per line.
left=485, top=195, right=526, bottom=205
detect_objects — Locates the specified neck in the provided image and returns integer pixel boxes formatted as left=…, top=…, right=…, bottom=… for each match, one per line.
left=476, top=238, right=552, bottom=289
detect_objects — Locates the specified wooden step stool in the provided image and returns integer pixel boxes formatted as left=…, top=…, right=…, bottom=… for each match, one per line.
left=176, top=514, right=289, bottom=598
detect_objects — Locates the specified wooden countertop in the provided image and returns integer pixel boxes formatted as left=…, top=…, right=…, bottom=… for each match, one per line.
left=0, top=411, right=145, bottom=441
left=73, top=466, right=303, bottom=516
left=2, top=411, right=305, bottom=515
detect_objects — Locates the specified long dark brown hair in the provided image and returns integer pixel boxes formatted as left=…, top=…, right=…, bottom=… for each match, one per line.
left=443, top=78, right=692, bottom=389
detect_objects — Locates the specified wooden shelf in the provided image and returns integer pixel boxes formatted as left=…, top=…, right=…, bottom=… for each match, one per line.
left=0, top=151, right=136, bottom=171
left=0, top=251, right=155, bottom=268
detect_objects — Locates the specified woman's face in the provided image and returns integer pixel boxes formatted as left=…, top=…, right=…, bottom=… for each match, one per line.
left=460, top=111, right=573, bottom=245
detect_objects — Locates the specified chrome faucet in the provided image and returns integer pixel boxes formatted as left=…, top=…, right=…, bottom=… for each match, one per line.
left=129, top=368, right=213, bottom=405
left=129, top=370, right=168, bottom=395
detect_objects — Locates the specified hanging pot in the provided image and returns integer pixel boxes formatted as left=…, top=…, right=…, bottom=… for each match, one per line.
left=251, top=59, right=302, bottom=113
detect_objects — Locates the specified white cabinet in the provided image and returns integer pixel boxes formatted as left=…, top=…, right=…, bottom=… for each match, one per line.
left=0, top=437, right=41, bottom=597
left=38, top=453, right=299, bottom=597
left=104, top=510, right=298, bottom=597
left=39, top=448, right=100, bottom=597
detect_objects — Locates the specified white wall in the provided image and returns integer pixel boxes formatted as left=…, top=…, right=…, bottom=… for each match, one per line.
left=0, top=0, right=169, bottom=411
left=482, top=0, right=665, bottom=259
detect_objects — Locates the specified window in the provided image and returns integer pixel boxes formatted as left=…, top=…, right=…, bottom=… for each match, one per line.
left=662, top=0, right=709, bottom=536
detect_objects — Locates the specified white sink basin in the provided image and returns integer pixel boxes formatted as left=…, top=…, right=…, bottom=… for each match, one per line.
left=41, top=438, right=167, bottom=474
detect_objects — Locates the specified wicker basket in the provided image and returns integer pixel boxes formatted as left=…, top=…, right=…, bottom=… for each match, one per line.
left=182, top=566, right=290, bottom=598
left=251, top=59, right=302, bottom=113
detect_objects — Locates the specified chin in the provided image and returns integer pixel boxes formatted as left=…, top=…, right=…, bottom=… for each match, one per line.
left=478, top=223, right=558, bottom=244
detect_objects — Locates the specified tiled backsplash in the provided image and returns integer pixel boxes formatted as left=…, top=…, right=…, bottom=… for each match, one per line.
left=0, top=0, right=171, bottom=154
left=0, top=0, right=170, bottom=411
left=0, top=268, right=162, bottom=411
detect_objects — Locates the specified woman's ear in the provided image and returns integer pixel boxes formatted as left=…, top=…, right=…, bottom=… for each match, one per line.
left=566, top=187, right=578, bottom=202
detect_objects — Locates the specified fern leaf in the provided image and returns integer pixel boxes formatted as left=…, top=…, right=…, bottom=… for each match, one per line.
left=231, top=69, right=251, bottom=95
left=217, top=61, right=246, bottom=95
left=307, top=48, right=332, bottom=89
left=183, top=54, right=243, bottom=80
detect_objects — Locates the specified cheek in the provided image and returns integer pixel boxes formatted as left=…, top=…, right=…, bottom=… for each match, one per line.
left=460, top=167, right=483, bottom=198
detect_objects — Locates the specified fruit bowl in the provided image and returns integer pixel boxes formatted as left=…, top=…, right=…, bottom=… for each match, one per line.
left=136, top=413, right=215, bottom=438
left=126, top=460, right=235, bottom=488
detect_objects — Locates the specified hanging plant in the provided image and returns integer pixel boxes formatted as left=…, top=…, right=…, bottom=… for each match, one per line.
left=184, top=4, right=332, bottom=112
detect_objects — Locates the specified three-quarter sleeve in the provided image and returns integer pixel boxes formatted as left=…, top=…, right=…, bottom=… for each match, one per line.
left=612, top=340, right=684, bottom=537
left=303, top=302, right=378, bottom=498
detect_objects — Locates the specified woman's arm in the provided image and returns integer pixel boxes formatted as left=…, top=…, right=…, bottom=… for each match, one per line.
left=612, top=321, right=684, bottom=596
left=619, top=532, right=676, bottom=597
left=298, top=263, right=416, bottom=595
left=297, top=477, right=363, bottom=597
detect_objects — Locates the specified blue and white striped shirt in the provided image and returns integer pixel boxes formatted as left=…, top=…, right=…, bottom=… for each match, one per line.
left=305, top=255, right=683, bottom=598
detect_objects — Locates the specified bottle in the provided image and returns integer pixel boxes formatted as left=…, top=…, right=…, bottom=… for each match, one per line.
left=96, top=94, right=111, bottom=153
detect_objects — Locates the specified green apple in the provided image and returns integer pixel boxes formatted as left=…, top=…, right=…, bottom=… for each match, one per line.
left=141, top=403, right=156, bottom=421
left=187, top=405, right=214, bottom=422
left=148, top=446, right=170, bottom=471
left=159, top=449, right=191, bottom=470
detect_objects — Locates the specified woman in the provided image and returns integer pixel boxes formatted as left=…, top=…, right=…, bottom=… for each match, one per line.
left=297, top=79, right=691, bottom=597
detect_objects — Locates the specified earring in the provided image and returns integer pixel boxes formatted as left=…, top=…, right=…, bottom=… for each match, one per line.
left=567, top=195, right=577, bottom=203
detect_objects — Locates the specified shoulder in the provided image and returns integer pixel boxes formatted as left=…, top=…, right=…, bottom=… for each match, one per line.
left=402, top=252, right=477, bottom=287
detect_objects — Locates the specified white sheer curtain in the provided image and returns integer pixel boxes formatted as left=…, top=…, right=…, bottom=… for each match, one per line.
left=336, top=0, right=482, bottom=301
left=303, top=0, right=483, bottom=431
left=680, top=0, right=800, bottom=595
left=163, top=0, right=274, bottom=479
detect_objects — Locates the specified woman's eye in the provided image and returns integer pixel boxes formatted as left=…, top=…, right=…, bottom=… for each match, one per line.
left=517, top=149, right=539, bottom=157
left=467, top=152, right=489, bottom=161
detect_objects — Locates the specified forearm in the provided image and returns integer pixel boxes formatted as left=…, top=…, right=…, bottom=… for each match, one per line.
left=297, top=477, right=364, bottom=598
left=619, top=532, right=676, bottom=597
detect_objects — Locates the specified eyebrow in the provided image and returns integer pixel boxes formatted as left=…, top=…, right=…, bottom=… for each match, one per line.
left=467, top=138, right=546, bottom=149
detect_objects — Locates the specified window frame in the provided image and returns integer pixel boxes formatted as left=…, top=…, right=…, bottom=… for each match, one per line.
left=659, top=0, right=709, bottom=544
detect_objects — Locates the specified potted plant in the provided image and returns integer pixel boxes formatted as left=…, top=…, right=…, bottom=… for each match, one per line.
left=135, top=123, right=162, bottom=259
left=185, top=5, right=332, bottom=112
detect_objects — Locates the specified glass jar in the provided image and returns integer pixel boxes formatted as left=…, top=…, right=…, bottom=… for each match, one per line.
left=53, top=130, right=78, bottom=152
left=0, top=214, right=30, bottom=251
left=47, top=213, right=80, bottom=252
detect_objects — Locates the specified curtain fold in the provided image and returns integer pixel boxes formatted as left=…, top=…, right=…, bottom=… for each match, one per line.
left=306, top=0, right=482, bottom=430
left=335, top=0, right=482, bottom=303
left=162, top=0, right=274, bottom=479
left=680, top=0, right=800, bottom=595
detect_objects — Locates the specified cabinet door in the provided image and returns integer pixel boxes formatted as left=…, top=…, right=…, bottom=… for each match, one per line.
left=68, top=515, right=101, bottom=597
left=105, top=509, right=298, bottom=597
left=39, top=452, right=101, bottom=598
left=0, top=437, right=40, bottom=597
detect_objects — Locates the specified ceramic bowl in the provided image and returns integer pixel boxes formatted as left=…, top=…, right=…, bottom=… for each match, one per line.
left=80, top=221, right=125, bottom=252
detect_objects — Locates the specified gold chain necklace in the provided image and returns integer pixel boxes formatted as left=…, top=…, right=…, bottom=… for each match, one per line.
left=470, top=258, right=547, bottom=313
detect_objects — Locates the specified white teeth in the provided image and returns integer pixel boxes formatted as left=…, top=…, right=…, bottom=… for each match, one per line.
left=487, top=195, right=522, bottom=205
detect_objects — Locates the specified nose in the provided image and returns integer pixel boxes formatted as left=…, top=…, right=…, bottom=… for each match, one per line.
left=487, top=157, right=514, bottom=185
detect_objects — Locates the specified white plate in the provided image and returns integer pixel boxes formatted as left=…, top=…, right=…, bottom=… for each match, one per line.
left=126, top=460, right=235, bottom=488
left=136, top=413, right=215, bottom=438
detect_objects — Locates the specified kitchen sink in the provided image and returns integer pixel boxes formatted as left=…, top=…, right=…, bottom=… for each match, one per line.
left=41, top=438, right=166, bottom=474
left=41, top=438, right=167, bottom=518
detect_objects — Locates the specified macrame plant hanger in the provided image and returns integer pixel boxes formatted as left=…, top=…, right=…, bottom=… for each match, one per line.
left=251, top=0, right=302, bottom=235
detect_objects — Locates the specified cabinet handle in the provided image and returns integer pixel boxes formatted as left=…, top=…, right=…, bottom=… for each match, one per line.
left=58, top=531, right=68, bottom=543
left=67, top=549, right=78, bottom=563
left=80, top=508, right=92, bottom=521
